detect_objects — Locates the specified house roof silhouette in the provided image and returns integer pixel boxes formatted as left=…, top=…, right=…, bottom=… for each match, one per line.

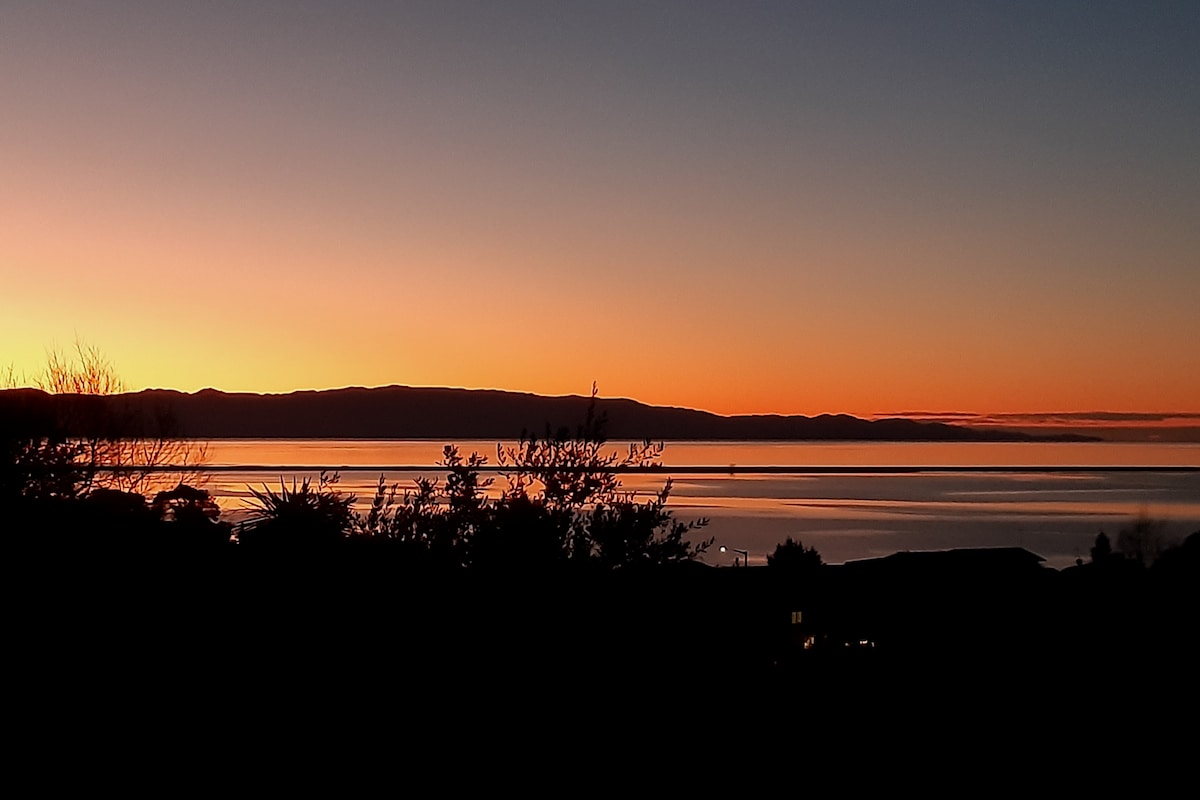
left=841, top=547, right=1047, bottom=576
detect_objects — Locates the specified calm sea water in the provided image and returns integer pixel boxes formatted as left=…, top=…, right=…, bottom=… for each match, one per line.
left=189, top=439, right=1200, bottom=570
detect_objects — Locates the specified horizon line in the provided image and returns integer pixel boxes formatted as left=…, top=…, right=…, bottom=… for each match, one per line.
left=5, top=382, right=1200, bottom=421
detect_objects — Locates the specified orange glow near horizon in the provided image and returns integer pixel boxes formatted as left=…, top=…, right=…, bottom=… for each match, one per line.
left=4, top=332, right=1199, bottom=422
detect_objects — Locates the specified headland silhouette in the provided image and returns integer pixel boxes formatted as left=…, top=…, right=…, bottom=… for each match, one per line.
left=0, top=384, right=1099, bottom=441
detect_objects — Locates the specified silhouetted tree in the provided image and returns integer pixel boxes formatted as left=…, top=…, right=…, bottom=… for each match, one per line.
left=33, top=340, right=207, bottom=495
left=586, top=479, right=710, bottom=568
left=1151, top=530, right=1199, bottom=579
left=1115, top=515, right=1175, bottom=568
left=492, top=385, right=711, bottom=565
left=3, top=342, right=226, bottom=542
left=1090, top=531, right=1113, bottom=563
left=345, top=386, right=712, bottom=567
left=470, top=493, right=576, bottom=569
left=1, top=390, right=86, bottom=505
left=767, top=537, right=823, bottom=572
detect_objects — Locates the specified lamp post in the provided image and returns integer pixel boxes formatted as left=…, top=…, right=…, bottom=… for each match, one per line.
left=720, top=545, right=749, bottom=567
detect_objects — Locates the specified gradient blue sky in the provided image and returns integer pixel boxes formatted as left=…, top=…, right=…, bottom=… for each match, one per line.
left=3, top=1, right=1197, bottom=415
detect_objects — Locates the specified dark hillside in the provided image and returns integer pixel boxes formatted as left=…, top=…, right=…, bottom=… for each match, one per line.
left=0, top=386, right=1092, bottom=442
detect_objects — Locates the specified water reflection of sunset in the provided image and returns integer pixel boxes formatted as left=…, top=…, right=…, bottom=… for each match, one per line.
left=198, top=440, right=1198, bottom=570
left=203, top=440, right=1200, bottom=469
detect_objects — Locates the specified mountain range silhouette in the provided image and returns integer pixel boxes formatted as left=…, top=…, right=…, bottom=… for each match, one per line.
left=0, top=385, right=1098, bottom=441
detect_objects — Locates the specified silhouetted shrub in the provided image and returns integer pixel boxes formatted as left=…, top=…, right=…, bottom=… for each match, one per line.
left=152, top=484, right=232, bottom=544
left=1, top=387, right=88, bottom=502
left=347, top=389, right=712, bottom=568
left=239, top=472, right=354, bottom=545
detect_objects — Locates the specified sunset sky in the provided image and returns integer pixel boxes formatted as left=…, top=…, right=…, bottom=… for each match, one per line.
left=3, top=1, right=1197, bottom=416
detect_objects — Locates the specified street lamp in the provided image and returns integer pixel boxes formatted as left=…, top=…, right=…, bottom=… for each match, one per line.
left=720, top=545, right=749, bottom=567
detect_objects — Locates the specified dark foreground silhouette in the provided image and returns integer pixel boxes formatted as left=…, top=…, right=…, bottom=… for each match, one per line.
left=12, top=527, right=1197, bottom=760
left=18, top=531, right=1198, bottom=687
left=6, top=382, right=1192, bottom=736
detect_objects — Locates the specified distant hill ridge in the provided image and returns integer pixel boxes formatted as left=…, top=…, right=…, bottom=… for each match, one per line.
left=1, top=385, right=1092, bottom=442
